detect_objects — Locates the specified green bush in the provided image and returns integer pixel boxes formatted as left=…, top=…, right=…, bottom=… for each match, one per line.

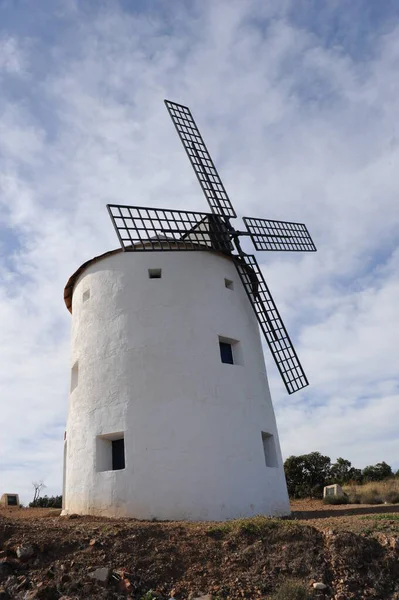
left=347, top=494, right=361, bottom=504
left=270, top=580, right=314, bottom=600
left=29, top=495, right=62, bottom=508
left=323, top=495, right=349, bottom=505
left=360, top=493, right=384, bottom=505
left=384, top=491, right=399, bottom=504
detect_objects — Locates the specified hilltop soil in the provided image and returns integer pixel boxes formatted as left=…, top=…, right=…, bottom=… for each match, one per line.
left=1, top=501, right=399, bottom=600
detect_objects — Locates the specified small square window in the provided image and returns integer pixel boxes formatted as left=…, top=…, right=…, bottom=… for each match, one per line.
left=224, top=278, right=234, bottom=290
left=219, top=341, right=234, bottom=364
left=148, top=269, right=162, bottom=279
left=96, top=432, right=125, bottom=472
left=218, top=336, right=243, bottom=366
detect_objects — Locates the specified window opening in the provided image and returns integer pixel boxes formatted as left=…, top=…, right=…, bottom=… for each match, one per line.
left=224, top=278, right=234, bottom=290
left=70, top=362, right=78, bottom=393
left=148, top=268, right=162, bottom=279
left=83, top=289, right=90, bottom=302
left=261, top=432, right=278, bottom=468
left=7, top=495, right=17, bottom=506
left=112, top=439, right=125, bottom=470
left=218, top=336, right=243, bottom=365
left=96, top=432, right=125, bottom=472
left=220, top=341, right=234, bottom=364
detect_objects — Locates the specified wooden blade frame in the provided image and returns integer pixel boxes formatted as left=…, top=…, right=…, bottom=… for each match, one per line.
left=243, top=217, right=317, bottom=252
left=234, top=254, right=309, bottom=394
left=107, top=204, right=232, bottom=253
left=164, top=99, right=236, bottom=220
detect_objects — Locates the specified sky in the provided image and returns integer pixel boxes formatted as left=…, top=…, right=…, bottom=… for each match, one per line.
left=0, top=0, right=398, bottom=504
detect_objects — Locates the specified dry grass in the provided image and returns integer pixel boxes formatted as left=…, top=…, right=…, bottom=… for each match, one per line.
left=343, top=478, right=399, bottom=504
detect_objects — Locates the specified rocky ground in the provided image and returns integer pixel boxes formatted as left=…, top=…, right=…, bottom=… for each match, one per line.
left=1, top=502, right=399, bottom=599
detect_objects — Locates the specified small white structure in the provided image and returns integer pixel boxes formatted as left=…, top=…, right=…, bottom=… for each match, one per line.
left=62, top=248, right=290, bottom=520
left=323, top=484, right=345, bottom=498
left=0, top=493, right=20, bottom=508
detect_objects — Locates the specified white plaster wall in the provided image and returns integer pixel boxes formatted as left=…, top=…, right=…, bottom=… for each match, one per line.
left=63, top=250, right=290, bottom=520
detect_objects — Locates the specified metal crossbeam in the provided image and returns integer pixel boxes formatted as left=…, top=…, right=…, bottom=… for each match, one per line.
left=234, top=254, right=309, bottom=394
left=164, top=100, right=236, bottom=219
left=107, top=204, right=232, bottom=253
left=244, top=217, right=317, bottom=252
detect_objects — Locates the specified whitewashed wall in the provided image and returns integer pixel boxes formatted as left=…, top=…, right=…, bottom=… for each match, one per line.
left=63, top=249, right=290, bottom=520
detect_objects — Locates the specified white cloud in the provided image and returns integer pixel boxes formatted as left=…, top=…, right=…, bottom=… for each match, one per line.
left=0, top=36, right=26, bottom=75
left=0, top=0, right=399, bottom=503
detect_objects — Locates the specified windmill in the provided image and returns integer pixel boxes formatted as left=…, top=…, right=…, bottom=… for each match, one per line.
left=107, top=100, right=316, bottom=394
left=62, top=100, right=316, bottom=520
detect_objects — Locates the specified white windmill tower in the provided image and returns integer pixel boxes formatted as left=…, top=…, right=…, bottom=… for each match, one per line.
left=61, top=100, right=316, bottom=520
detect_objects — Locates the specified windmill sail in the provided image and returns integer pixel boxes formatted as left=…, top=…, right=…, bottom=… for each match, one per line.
left=234, top=254, right=309, bottom=394
left=244, top=217, right=317, bottom=252
left=164, top=99, right=236, bottom=219
left=107, top=204, right=231, bottom=252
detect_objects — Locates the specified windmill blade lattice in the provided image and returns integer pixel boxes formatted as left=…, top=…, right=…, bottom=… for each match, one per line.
left=106, top=99, right=316, bottom=394
left=234, top=254, right=309, bottom=394
left=107, top=204, right=232, bottom=253
left=244, top=217, right=317, bottom=252
left=164, top=100, right=236, bottom=219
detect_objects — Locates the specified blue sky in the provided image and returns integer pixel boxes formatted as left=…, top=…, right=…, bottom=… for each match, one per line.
left=0, top=0, right=399, bottom=503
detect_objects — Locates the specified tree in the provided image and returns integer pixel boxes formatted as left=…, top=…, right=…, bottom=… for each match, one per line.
left=32, top=481, right=46, bottom=505
left=362, top=461, right=393, bottom=482
left=330, top=457, right=362, bottom=485
left=29, top=495, right=62, bottom=509
left=284, top=452, right=331, bottom=498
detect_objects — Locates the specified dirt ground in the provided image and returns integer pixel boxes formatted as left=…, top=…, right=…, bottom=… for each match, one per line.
left=1, top=501, right=399, bottom=599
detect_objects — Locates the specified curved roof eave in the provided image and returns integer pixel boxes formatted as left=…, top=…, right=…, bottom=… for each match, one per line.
left=64, top=243, right=235, bottom=314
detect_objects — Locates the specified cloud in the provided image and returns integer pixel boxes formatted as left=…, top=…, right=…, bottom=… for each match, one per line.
left=0, top=0, right=399, bottom=503
left=0, top=36, right=26, bottom=75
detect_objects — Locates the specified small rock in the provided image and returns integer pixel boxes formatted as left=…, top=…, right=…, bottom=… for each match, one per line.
left=67, top=514, right=79, bottom=519
left=0, top=561, right=13, bottom=579
left=88, top=567, right=111, bottom=585
left=15, top=575, right=29, bottom=590
left=390, top=537, right=399, bottom=550
left=89, top=539, right=97, bottom=546
left=16, top=545, right=34, bottom=560
left=313, top=582, right=327, bottom=590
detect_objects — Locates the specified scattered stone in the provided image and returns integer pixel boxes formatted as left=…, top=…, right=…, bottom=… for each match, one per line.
left=313, top=582, right=328, bottom=590
left=390, top=537, right=399, bottom=550
left=88, top=567, right=111, bottom=585
left=0, top=561, right=13, bottom=579
left=16, top=545, right=34, bottom=560
left=89, top=538, right=97, bottom=546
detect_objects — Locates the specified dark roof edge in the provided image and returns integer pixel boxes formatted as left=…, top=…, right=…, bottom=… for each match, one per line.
left=64, top=248, right=123, bottom=313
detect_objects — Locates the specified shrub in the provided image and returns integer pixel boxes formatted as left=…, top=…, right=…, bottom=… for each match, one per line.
left=347, top=494, right=361, bottom=504
left=360, top=493, right=384, bottom=505
left=29, top=495, right=62, bottom=509
left=271, top=580, right=314, bottom=600
left=384, top=491, right=399, bottom=504
left=323, top=495, right=349, bottom=505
